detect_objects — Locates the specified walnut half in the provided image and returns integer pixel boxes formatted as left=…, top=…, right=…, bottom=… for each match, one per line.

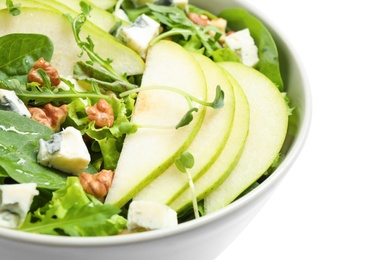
left=28, top=103, right=68, bottom=132
left=86, top=99, right=115, bottom=128
left=79, top=170, right=114, bottom=199
left=28, top=57, right=61, bottom=86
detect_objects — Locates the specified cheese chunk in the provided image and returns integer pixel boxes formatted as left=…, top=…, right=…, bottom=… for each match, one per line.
left=118, top=14, right=160, bottom=58
left=0, top=89, right=31, bottom=117
left=225, top=28, right=260, bottom=67
left=127, top=200, right=178, bottom=231
left=0, top=183, right=39, bottom=228
left=37, top=126, right=90, bottom=175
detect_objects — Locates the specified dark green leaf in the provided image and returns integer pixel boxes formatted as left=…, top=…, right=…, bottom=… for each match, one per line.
left=0, top=110, right=67, bottom=190
left=0, top=33, right=53, bottom=85
left=73, top=61, right=137, bottom=93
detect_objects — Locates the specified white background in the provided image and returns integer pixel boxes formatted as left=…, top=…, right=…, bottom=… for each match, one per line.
left=217, top=0, right=390, bottom=259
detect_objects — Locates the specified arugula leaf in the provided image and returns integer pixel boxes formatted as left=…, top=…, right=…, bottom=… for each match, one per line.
left=1, top=77, right=110, bottom=106
left=147, top=3, right=223, bottom=56
left=0, top=110, right=67, bottom=190
left=0, top=33, right=53, bottom=85
left=67, top=12, right=136, bottom=93
left=73, top=61, right=137, bottom=94
left=19, top=177, right=127, bottom=236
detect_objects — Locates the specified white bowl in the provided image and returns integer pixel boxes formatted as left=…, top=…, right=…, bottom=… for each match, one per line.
left=0, top=1, right=311, bottom=259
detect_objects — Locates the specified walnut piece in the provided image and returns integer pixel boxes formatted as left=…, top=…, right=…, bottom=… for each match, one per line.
left=187, top=13, right=228, bottom=43
left=28, top=103, right=68, bottom=132
left=28, top=57, right=61, bottom=86
left=187, top=13, right=209, bottom=27
left=86, top=99, right=114, bottom=128
left=79, top=170, right=114, bottom=198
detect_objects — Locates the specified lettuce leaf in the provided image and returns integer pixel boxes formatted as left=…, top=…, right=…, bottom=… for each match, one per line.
left=65, top=95, right=135, bottom=170
left=19, top=177, right=127, bottom=236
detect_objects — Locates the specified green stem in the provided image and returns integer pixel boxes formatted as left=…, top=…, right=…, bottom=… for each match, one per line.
left=120, top=85, right=215, bottom=107
left=186, top=168, right=200, bottom=219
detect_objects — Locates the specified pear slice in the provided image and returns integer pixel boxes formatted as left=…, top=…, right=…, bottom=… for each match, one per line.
left=87, top=0, right=117, bottom=10
left=0, top=7, right=144, bottom=76
left=51, top=0, right=129, bottom=32
left=204, top=62, right=289, bottom=214
left=170, top=69, right=250, bottom=213
left=133, top=53, right=236, bottom=205
left=0, top=0, right=127, bottom=33
left=105, top=41, right=207, bottom=208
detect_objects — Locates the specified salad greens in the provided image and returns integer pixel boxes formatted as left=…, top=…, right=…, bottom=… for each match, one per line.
left=0, top=110, right=67, bottom=189
left=119, top=2, right=284, bottom=90
left=19, top=177, right=126, bottom=236
left=0, top=0, right=289, bottom=236
left=0, top=33, right=53, bottom=87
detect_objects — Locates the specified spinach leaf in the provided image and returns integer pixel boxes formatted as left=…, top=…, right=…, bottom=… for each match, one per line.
left=0, top=33, right=53, bottom=85
left=218, top=8, right=284, bottom=91
left=0, top=110, right=67, bottom=190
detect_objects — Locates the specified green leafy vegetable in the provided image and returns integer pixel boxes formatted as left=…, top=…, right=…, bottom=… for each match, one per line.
left=1, top=76, right=111, bottom=106
left=0, top=33, right=53, bottom=86
left=73, top=61, right=137, bottom=94
left=147, top=3, right=223, bottom=56
left=67, top=11, right=136, bottom=93
left=64, top=94, right=134, bottom=170
left=19, top=177, right=127, bottom=236
left=218, top=8, right=284, bottom=90
left=0, top=110, right=67, bottom=189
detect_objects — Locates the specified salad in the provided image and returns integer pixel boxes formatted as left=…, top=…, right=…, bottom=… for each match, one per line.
left=0, top=0, right=291, bottom=236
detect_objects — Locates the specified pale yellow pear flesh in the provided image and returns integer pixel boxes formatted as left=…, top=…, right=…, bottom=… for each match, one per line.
left=105, top=41, right=207, bottom=208
left=51, top=0, right=129, bottom=32
left=170, top=70, right=250, bottom=213
left=87, top=0, right=117, bottom=10
left=204, top=62, right=289, bottom=214
left=0, top=7, right=144, bottom=77
left=0, top=0, right=127, bottom=32
left=133, top=53, right=236, bottom=205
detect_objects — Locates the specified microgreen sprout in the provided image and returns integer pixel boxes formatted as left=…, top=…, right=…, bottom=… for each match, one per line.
left=175, top=151, right=199, bottom=219
left=120, top=85, right=224, bottom=129
left=5, top=0, right=20, bottom=16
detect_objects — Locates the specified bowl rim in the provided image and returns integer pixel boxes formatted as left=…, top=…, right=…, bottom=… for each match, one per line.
left=0, top=0, right=312, bottom=247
